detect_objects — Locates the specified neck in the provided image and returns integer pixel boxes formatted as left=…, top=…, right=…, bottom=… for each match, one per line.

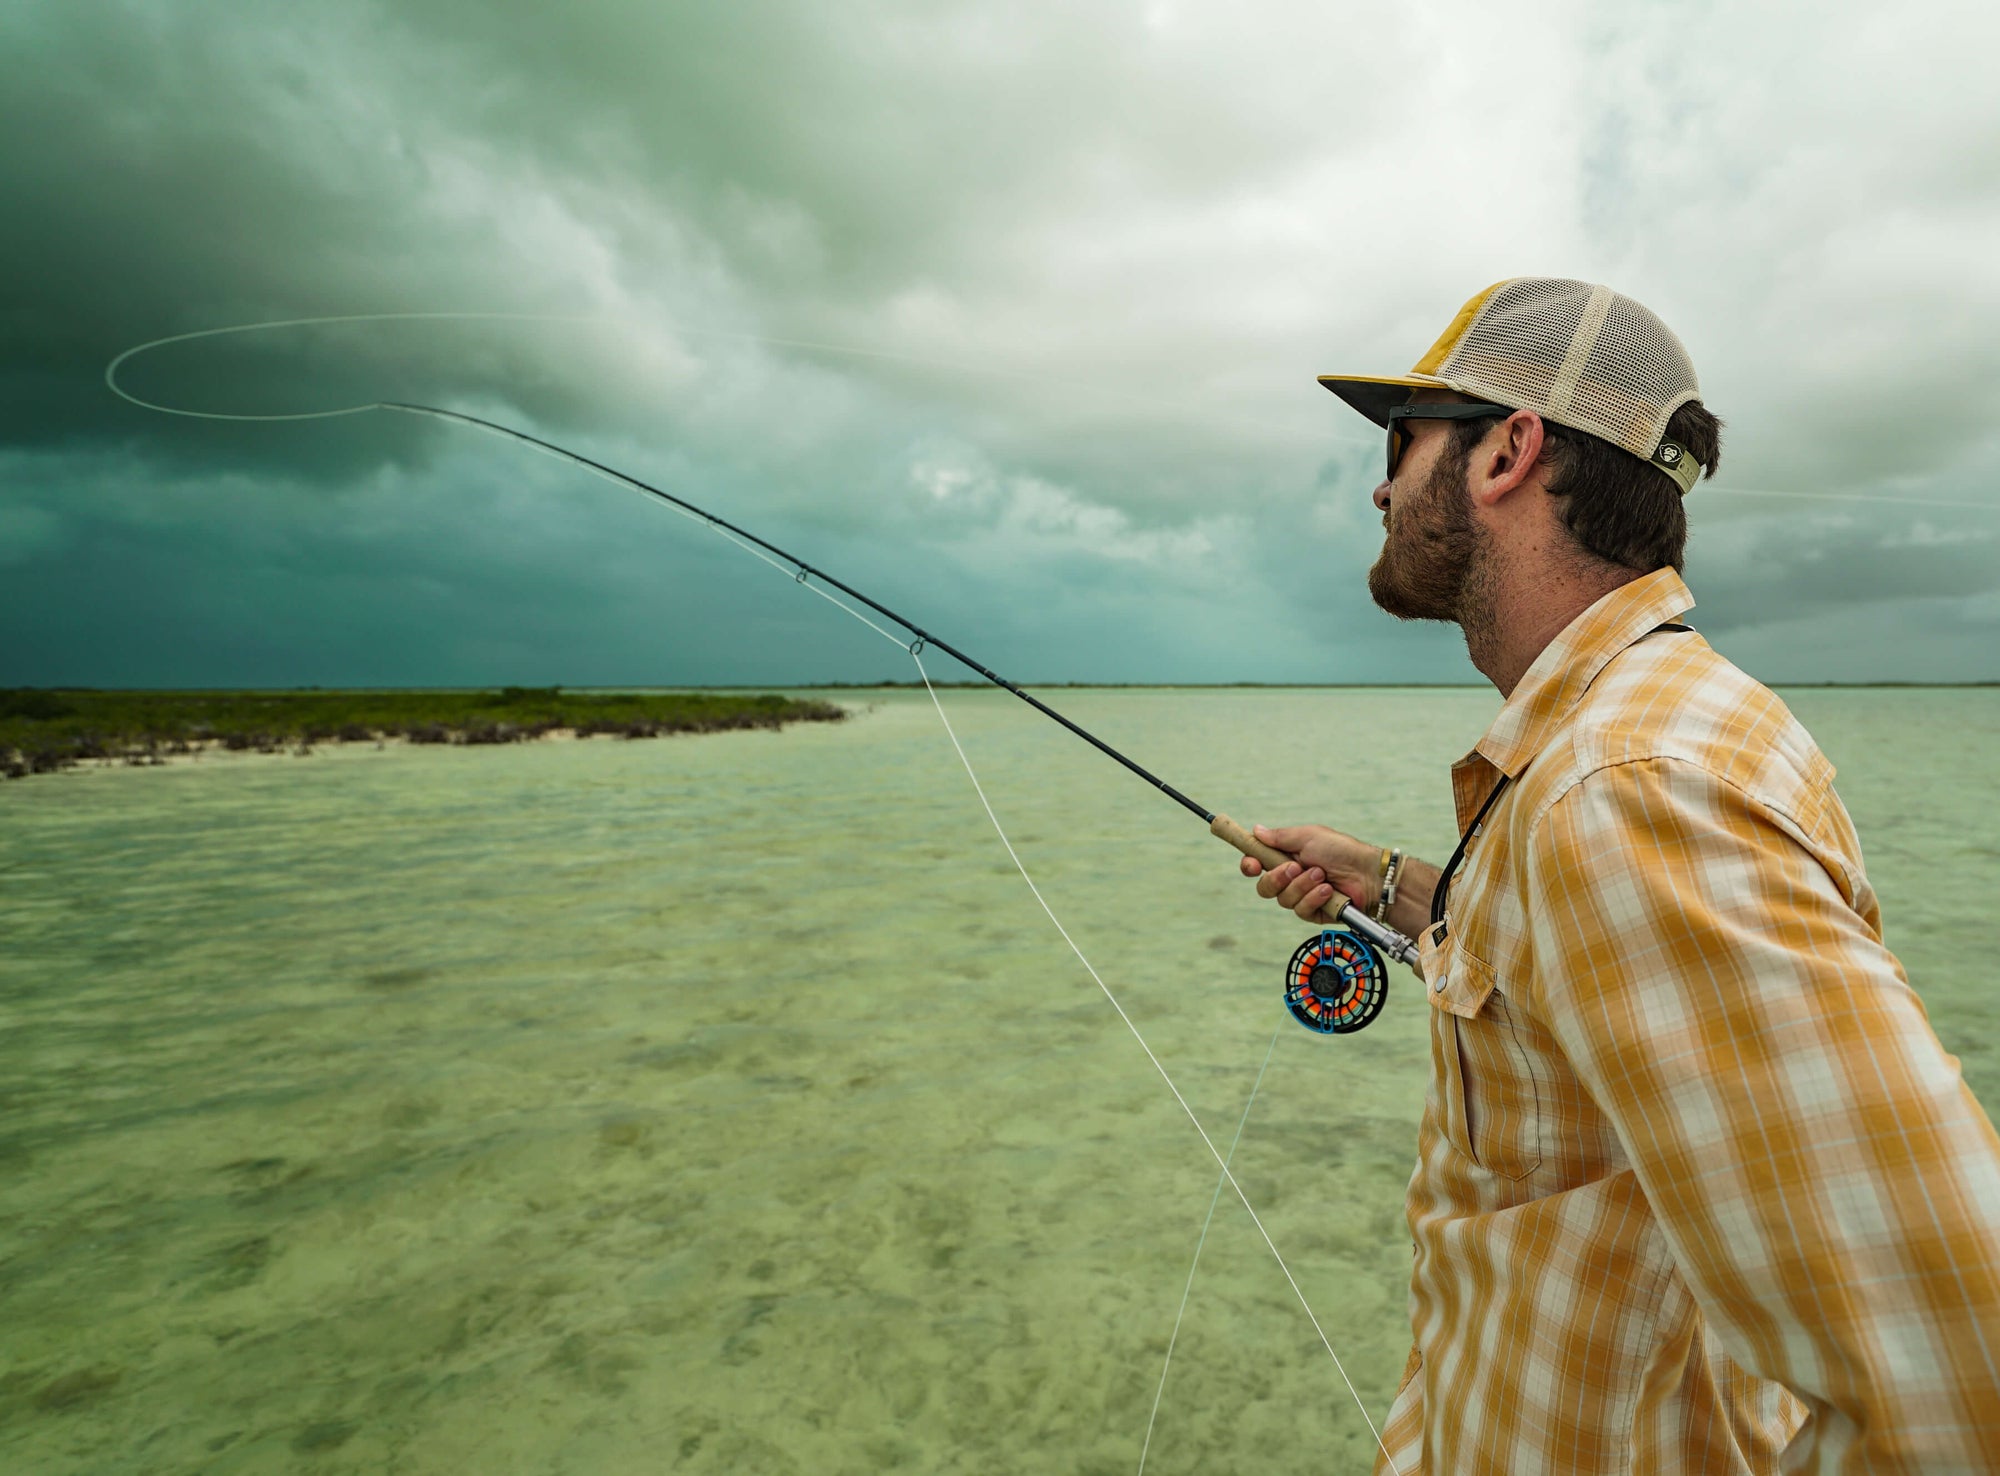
left=1461, top=547, right=1638, bottom=698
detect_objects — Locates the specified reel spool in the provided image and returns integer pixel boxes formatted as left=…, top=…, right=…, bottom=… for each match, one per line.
left=1284, top=929, right=1388, bottom=1035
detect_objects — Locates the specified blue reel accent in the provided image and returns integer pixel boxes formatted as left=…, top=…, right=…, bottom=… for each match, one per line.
left=1283, top=928, right=1388, bottom=1035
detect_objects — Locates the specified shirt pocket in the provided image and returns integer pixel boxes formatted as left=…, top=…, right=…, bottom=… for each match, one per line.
left=1424, top=932, right=1543, bottom=1181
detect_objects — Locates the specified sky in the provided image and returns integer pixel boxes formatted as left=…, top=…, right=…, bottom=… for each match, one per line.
left=4, top=0, right=1998, bottom=688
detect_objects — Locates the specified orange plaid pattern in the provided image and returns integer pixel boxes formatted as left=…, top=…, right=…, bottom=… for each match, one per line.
left=1373, top=569, right=2000, bottom=1474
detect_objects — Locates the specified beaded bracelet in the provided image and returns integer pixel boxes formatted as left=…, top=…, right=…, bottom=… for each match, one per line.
left=1372, top=847, right=1404, bottom=921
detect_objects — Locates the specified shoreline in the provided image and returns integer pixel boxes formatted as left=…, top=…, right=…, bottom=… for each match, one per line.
left=44, top=724, right=796, bottom=778
left=0, top=689, right=848, bottom=781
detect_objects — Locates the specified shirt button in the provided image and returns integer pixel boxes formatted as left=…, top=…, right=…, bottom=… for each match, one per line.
left=1433, top=975, right=1449, bottom=993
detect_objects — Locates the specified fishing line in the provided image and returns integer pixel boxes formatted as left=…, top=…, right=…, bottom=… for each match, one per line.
left=108, top=318, right=1407, bottom=1470
left=104, top=313, right=583, bottom=420
left=103, top=310, right=1319, bottom=440
left=1137, top=1021, right=1284, bottom=1476
left=107, top=310, right=1974, bottom=516
left=915, top=654, right=1390, bottom=1462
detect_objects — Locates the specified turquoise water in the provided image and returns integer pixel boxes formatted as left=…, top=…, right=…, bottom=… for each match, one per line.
left=2, top=688, right=1995, bottom=1474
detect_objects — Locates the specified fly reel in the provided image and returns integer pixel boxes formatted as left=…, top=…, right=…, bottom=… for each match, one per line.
left=1283, top=928, right=1388, bottom=1035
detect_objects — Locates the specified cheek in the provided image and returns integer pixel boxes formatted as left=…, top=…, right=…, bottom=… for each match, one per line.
left=1390, top=484, right=1436, bottom=539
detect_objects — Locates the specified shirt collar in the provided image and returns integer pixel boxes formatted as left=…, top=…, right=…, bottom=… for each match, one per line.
left=1473, top=567, right=1696, bottom=777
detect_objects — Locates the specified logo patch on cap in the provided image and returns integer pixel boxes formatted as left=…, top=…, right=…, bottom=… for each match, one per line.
left=1650, top=437, right=1702, bottom=495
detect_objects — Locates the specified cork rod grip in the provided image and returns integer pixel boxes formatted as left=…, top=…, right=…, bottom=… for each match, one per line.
left=1209, top=812, right=1346, bottom=927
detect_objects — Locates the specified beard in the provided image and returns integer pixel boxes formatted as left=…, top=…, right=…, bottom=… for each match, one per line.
left=1367, top=441, right=1489, bottom=625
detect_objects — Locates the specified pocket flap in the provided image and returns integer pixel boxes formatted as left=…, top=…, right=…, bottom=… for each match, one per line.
left=1423, top=934, right=1498, bottom=1019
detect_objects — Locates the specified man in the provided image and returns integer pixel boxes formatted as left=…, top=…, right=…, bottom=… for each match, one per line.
left=1239, top=278, right=2000, bottom=1473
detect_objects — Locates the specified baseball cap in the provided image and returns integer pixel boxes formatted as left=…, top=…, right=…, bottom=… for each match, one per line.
left=1318, top=278, right=1706, bottom=493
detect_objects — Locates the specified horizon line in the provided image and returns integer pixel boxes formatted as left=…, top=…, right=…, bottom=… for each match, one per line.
left=7, top=680, right=1997, bottom=693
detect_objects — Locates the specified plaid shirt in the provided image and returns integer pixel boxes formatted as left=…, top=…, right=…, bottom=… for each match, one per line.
left=1372, top=569, right=2000, bottom=1474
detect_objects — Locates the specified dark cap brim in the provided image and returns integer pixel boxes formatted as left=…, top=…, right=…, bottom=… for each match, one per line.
left=1316, top=372, right=1455, bottom=428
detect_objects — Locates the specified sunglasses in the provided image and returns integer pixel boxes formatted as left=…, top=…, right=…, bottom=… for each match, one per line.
left=1383, top=402, right=1513, bottom=481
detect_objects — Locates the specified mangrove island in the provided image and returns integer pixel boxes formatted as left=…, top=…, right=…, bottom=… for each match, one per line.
left=0, top=687, right=847, bottom=780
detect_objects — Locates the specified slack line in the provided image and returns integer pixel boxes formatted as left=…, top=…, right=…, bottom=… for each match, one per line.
left=108, top=322, right=1410, bottom=1470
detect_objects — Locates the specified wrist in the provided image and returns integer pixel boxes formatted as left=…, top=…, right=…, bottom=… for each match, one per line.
left=1370, top=846, right=1404, bottom=922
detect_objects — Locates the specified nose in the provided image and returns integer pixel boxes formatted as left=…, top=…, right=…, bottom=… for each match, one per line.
left=1372, top=479, right=1392, bottom=513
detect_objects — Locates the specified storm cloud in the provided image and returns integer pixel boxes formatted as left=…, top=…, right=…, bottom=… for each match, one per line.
left=4, top=0, right=1997, bottom=686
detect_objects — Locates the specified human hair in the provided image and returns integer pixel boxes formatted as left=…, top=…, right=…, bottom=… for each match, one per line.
left=1447, top=400, right=1722, bottom=573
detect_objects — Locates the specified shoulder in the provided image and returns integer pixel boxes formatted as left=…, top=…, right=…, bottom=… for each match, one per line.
left=1527, top=629, right=1835, bottom=838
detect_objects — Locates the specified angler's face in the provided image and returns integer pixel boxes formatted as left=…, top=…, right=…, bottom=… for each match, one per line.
left=1366, top=398, right=1483, bottom=623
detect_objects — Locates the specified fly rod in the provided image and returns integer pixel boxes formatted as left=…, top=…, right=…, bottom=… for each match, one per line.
left=374, top=400, right=1419, bottom=1028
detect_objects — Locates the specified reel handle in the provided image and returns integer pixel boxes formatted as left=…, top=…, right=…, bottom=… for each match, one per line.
left=1209, top=812, right=1345, bottom=927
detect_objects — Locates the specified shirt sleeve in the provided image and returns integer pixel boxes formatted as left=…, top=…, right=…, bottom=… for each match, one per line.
left=1523, top=756, right=2000, bottom=1473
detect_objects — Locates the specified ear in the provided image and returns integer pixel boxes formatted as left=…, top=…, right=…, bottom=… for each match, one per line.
left=1466, top=410, right=1548, bottom=509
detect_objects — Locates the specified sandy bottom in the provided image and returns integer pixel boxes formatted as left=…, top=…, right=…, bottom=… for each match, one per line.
left=2, top=687, right=1994, bottom=1474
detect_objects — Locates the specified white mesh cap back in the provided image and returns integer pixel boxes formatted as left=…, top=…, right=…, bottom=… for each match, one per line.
left=1437, top=279, right=1701, bottom=463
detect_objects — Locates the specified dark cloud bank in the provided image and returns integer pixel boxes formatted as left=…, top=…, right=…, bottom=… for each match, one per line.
left=5, top=1, right=1997, bottom=688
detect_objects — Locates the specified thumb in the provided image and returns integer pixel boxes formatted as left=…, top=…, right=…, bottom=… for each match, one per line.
left=1253, top=823, right=1310, bottom=855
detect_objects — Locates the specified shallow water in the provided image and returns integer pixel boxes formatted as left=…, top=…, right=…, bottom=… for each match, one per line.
left=2, top=687, right=1995, bottom=1474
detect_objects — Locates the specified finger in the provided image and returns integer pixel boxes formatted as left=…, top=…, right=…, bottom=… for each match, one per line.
left=1294, top=882, right=1336, bottom=922
left=1258, top=861, right=1301, bottom=900
left=1275, top=866, right=1323, bottom=910
left=1256, top=824, right=1314, bottom=852
left=1240, top=856, right=1264, bottom=878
